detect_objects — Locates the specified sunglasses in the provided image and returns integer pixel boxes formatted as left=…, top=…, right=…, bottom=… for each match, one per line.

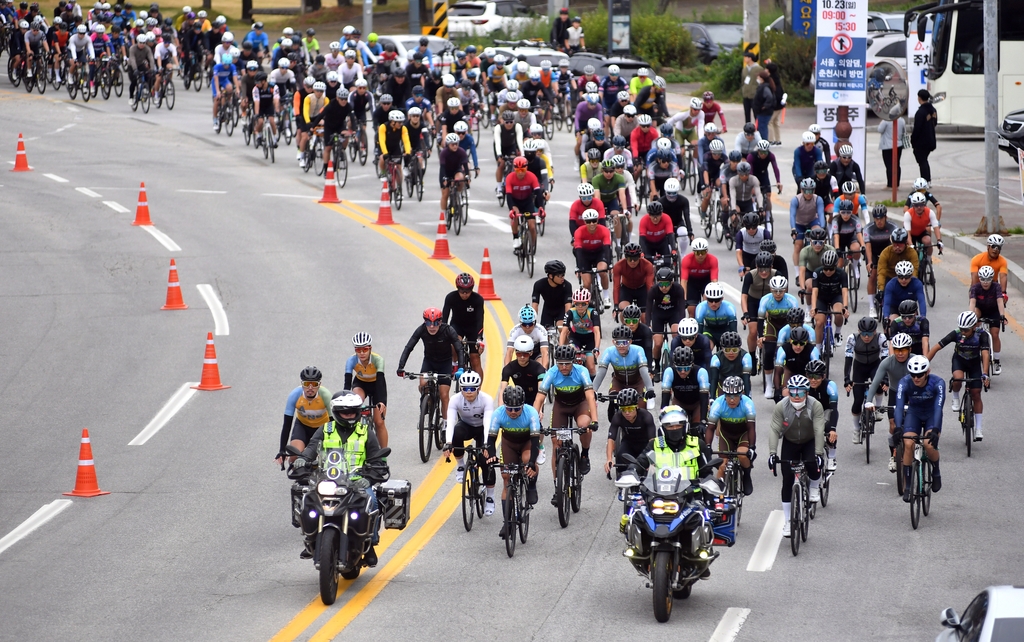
left=822, top=266, right=835, bottom=272
left=461, top=386, right=478, bottom=393
left=791, top=341, right=807, bottom=347
left=521, top=321, right=535, bottom=327
left=807, top=374, right=823, bottom=381
left=602, top=169, right=615, bottom=173
left=694, top=250, right=707, bottom=256
left=614, top=340, right=631, bottom=347
left=811, top=241, right=824, bottom=246
left=902, top=315, right=916, bottom=322
left=658, top=281, right=672, bottom=287
left=556, top=360, right=574, bottom=366
left=425, top=320, right=441, bottom=326
left=910, top=372, right=928, bottom=379
left=623, top=318, right=639, bottom=324
left=725, top=393, right=741, bottom=399
left=789, top=389, right=808, bottom=398
left=355, top=346, right=371, bottom=353
left=302, top=381, right=320, bottom=388
left=840, top=155, right=852, bottom=160
left=626, top=256, right=640, bottom=262
left=802, top=189, right=815, bottom=194
left=860, top=332, right=874, bottom=337
left=723, top=347, right=740, bottom=355
left=619, top=404, right=637, bottom=412
left=506, top=405, right=523, bottom=412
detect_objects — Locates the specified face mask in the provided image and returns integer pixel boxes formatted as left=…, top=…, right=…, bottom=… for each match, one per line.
left=664, top=428, right=684, bottom=445
left=790, top=398, right=806, bottom=410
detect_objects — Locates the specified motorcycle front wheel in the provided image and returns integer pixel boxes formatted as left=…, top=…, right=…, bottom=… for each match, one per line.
left=652, top=550, right=673, bottom=623
left=319, top=529, right=340, bottom=605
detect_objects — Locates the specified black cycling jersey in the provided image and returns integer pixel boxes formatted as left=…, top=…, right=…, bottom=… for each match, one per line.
left=500, top=359, right=547, bottom=405
left=397, top=323, right=465, bottom=369
left=437, top=109, right=466, bottom=133
left=442, top=290, right=484, bottom=340
left=936, top=329, right=990, bottom=361
left=865, top=221, right=895, bottom=262
left=812, top=267, right=848, bottom=301
left=630, top=322, right=655, bottom=368
left=608, top=408, right=658, bottom=450
left=889, top=317, right=930, bottom=355
left=659, top=195, right=691, bottom=235
left=904, top=191, right=940, bottom=208
left=530, top=277, right=573, bottom=327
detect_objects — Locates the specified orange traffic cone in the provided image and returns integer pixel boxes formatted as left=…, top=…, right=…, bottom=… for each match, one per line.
left=319, top=160, right=341, bottom=203
left=132, top=182, right=152, bottom=226
left=161, top=259, right=188, bottom=310
left=478, top=248, right=500, bottom=300
left=429, top=210, right=453, bottom=260
left=64, top=429, right=110, bottom=497
left=10, top=133, right=31, bottom=172
left=373, top=179, right=395, bottom=225
left=191, top=332, right=230, bottom=391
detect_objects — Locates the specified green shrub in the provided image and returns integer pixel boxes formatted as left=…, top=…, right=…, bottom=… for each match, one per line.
left=701, top=46, right=743, bottom=100
left=582, top=5, right=695, bottom=69
left=759, top=29, right=815, bottom=105
left=581, top=8, right=608, bottom=54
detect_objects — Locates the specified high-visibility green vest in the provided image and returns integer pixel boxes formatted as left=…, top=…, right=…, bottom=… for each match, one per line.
left=321, top=420, right=367, bottom=472
left=652, top=435, right=701, bottom=480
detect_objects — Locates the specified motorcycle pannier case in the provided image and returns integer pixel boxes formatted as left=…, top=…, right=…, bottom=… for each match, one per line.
left=377, top=480, right=412, bottom=530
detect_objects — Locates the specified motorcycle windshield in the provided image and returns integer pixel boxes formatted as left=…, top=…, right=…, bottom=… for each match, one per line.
left=321, top=447, right=349, bottom=480
left=644, top=465, right=694, bottom=496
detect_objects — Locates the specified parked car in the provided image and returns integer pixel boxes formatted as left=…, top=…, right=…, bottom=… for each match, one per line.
left=1000, top=108, right=1024, bottom=162
left=447, top=0, right=541, bottom=38
left=491, top=44, right=570, bottom=75
left=866, top=31, right=907, bottom=74
left=936, top=586, right=1024, bottom=641
left=565, top=51, right=651, bottom=78
left=374, top=34, right=451, bottom=68
left=683, top=23, right=743, bottom=64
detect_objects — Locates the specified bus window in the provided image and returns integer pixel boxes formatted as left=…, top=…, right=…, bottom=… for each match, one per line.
left=951, top=8, right=983, bottom=74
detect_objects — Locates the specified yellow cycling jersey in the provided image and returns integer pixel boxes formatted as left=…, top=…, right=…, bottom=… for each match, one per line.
left=288, top=386, right=333, bottom=428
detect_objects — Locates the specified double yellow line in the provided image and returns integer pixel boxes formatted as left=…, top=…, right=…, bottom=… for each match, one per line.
left=270, top=200, right=513, bottom=641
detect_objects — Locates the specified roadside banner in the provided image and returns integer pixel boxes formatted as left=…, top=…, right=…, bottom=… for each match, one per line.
left=906, top=24, right=931, bottom=118
left=814, top=0, right=867, bottom=105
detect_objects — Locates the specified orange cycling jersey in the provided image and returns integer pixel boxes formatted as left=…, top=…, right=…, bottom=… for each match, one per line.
left=906, top=207, right=935, bottom=236
left=539, top=69, right=553, bottom=88
left=970, top=252, right=1008, bottom=277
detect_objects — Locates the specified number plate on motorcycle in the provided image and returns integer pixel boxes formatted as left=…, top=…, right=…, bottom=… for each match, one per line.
left=556, top=430, right=573, bottom=441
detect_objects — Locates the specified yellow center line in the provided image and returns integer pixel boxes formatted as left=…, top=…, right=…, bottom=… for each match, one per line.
left=270, top=201, right=510, bottom=641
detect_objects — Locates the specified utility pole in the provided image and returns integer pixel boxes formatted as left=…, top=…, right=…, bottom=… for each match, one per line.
left=984, top=0, right=998, bottom=233
left=743, top=0, right=759, bottom=54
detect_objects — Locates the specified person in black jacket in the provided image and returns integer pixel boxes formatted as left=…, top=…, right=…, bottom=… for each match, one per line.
left=911, top=89, right=937, bottom=182
left=829, top=144, right=866, bottom=195
left=397, top=307, right=466, bottom=416
left=550, top=7, right=571, bottom=51
left=383, top=67, right=412, bottom=107
left=764, top=60, right=785, bottom=146
left=752, top=70, right=775, bottom=141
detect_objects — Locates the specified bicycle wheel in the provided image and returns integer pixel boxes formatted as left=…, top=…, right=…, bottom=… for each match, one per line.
left=517, top=234, right=526, bottom=273
left=80, top=73, right=90, bottom=101
left=538, top=210, right=546, bottom=237
left=261, top=130, right=269, bottom=158
left=909, top=464, right=921, bottom=529
left=335, top=148, right=347, bottom=188
left=800, top=485, right=809, bottom=542
left=225, top=106, right=235, bottom=136
left=517, top=481, right=529, bottom=543
left=417, top=393, right=433, bottom=463
left=66, top=68, right=76, bottom=98
left=555, top=452, right=570, bottom=528
left=687, top=158, right=699, bottom=194
left=922, top=460, right=932, bottom=516
left=100, top=69, right=110, bottom=99
left=112, top=66, right=123, bottom=97
left=849, top=263, right=860, bottom=313
left=415, top=169, right=424, bottom=202
left=924, top=261, right=936, bottom=307
left=8, top=57, right=21, bottom=88
left=895, top=439, right=906, bottom=496
left=140, top=84, right=149, bottom=113
left=459, top=189, right=468, bottom=225
left=725, top=219, right=735, bottom=251
left=963, top=394, right=973, bottom=457
left=347, top=136, right=357, bottom=162
left=505, top=484, right=517, bottom=558
left=191, top=67, right=202, bottom=92
left=702, top=207, right=713, bottom=238
left=358, top=130, right=368, bottom=165
left=393, top=171, right=403, bottom=210
left=450, top=203, right=461, bottom=235
left=544, top=113, right=554, bottom=140
left=35, top=61, right=46, bottom=94
left=554, top=108, right=563, bottom=131
left=790, top=484, right=801, bottom=556
left=461, top=464, right=475, bottom=532
left=473, top=463, right=485, bottom=518
left=819, top=471, right=830, bottom=507
left=526, top=234, right=535, bottom=278
left=432, top=399, right=443, bottom=450
left=863, top=414, right=871, bottom=465
left=128, top=81, right=137, bottom=110
left=570, top=447, right=582, bottom=513
left=312, top=138, right=324, bottom=175
left=164, top=79, right=175, bottom=110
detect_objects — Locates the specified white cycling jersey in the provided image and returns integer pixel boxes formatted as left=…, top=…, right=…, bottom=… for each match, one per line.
left=337, top=61, right=363, bottom=85
left=445, top=391, right=495, bottom=442
left=268, top=68, right=295, bottom=87
left=154, top=42, right=177, bottom=62
left=67, top=34, right=95, bottom=59
left=505, top=323, right=548, bottom=349
left=324, top=52, right=344, bottom=71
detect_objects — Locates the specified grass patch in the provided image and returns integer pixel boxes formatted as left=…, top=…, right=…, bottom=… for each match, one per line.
left=663, top=67, right=707, bottom=83
left=1008, top=226, right=1024, bottom=235
left=872, top=199, right=904, bottom=208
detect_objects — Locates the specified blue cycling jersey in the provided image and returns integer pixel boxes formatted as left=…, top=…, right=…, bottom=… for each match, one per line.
left=598, top=344, right=648, bottom=385
left=539, top=363, right=593, bottom=406
left=405, top=96, right=432, bottom=112
left=213, top=62, right=236, bottom=88
left=695, top=300, right=738, bottom=330
left=707, top=394, right=756, bottom=429
left=777, top=323, right=818, bottom=345
left=894, top=373, right=944, bottom=432
left=882, top=276, right=928, bottom=319
left=488, top=404, right=542, bottom=439
left=758, top=292, right=800, bottom=322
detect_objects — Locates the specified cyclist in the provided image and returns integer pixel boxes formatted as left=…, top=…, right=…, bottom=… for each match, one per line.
left=612, top=243, right=654, bottom=318
left=759, top=276, right=800, bottom=398
left=659, top=178, right=693, bottom=255
left=808, top=124, right=831, bottom=166
left=24, top=18, right=49, bottom=76
left=343, top=332, right=390, bottom=448
left=485, top=385, right=542, bottom=539
left=758, top=239, right=788, bottom=279
left=875, top=227, right=919, bottom=302
left=647, top=266, right=687, bottom=379
left=506, top=155, right=540, bottom=253
left=889, top=300, right=930, bottom=355
left=811, top=160, right=837, bottom=218
left=442, top=273, right=484, bottom=378
left=593, top=159, right=629, bottom=249
left=532, top=260, right=573, bottom=334
left=592, top=325, right=655, bottom=421
left=895, top=355, right=944, bottom=500
left=705, top=375, right=756, bottom=494
left=573, top=208, right=612, bottom=304
left=250, top=71, right=280, bottom=147
left=671, top=318, right=713, bottom=372
left=904, top=191, right=941, bottom=258
left=504, top=305, right=550, bottom=369
left=396, top=307, right=466, bottom=419
left=442, top=370, right=497, bottom=515
left=805, top=359, right=838, bottom=472
left=499, top=334, right=547, bottom=410
left=773, top=326, right=820, bottom=400
left=604, top=387, right=657, bottom=479
left=621, top=304, right=655, bottom=371
left=904, top=177, right=942, bottom=221
left=295, top=78, right=323, bottom=165
left=439, top=132, right=470, bottom=221
left=534, top=344, right=599, bottom=489
left=665, top=96, right=704, bottom=149
left=661, top=346, right=710, bottom=427
left=376, top=108, right=412, bottom=179
left=834, top=181, right=869, bottom=225
left=829, top=199, right=865, bottom=280
left=789, top=177, right=826, bottom=266
left=733, top=122, right=761, bottom=156
left=210, top=52, right=238, bottom=129
left=843, top=317, right=888, bottom=444
left=927, top=311, right=990, bottom=440
left=522, top=139, right=549, bottom=219
left=882, top=260, right=927, bottom=324
left=741, top=252, right=778, bottom=366
left=308, top=87, right=353, bottom=170
left=697, top=139, right=727, bottom=223
left=829, top=144, right=865, bottom=194
left=695, top=282, right=737, bottom=347
left=726, top=163, right=766, bottom=233
left=864, top=332, right=913, bottom=473
left=792, top=131, right=823, bottom=187
left=810, top=249, right=849, bottom=352
left=630, top=114, right=659, bottom=177
left=637, top=201, right=676, bottom=263
left=560, top=288, right=602, bottom=377
left=768, top=375, right=825, bottom=538
left=864, top=204, right=895, bottom=317
left=680, top=238, right=718, bottom=318
left=646, top=149, right=680, bottom=201
left=276, top=366, right=332, bottom=465
left=735, top=212, right=770, bottom=276
left=493, top=111, right=523, bottom=196
left=777, top=307, right=817, bottom=347
left=709, top=331, right=752, bottom=397
left=969, top=266, right=1006, bottom=375
left=748, top=139, right=783, bottom=201
left=970, top=234, right=1009, bottom=296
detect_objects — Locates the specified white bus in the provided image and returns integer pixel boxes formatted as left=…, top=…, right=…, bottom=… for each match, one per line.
left=905, top=0, right=1024, bottom=129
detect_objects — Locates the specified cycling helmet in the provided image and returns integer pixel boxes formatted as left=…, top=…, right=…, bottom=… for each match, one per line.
left=704, top=282, right=724, bottom=300
left=637, top=114, right=653, bottom=126
left=522, top=139, right=538, bottom=153
left=388, top=110, right=405, bottom=122
left=528, top=123, right=544, bottom=136
left=837, top=199, right=854, bottom=214
left=458, top=371, right=482, bottom=389
left=221, top=31, right=234, bottom=42
left=454, top=273, right=475, bottom=291
left=464, top=44, right=475, bottom=54
left=895, top=260, right=914, bottom=277
left=544, top=259, right=566, bottom=275
left=759, top=239, right=777, bottom=254
left=623, top=243, right=642, bottom=259
left=799, top=177, right=816, bottom=191
left=659, top=123, right=674, bottom=137
left=518, top=305, right=536, bottom=324
left=277, top=57, right=290, bottom=69
left=813, top=160, right=829, bottom=173
left=957, top=310, right=978, bottom=329
left=788, top=327, right=810, bottom=343
left=582, top=64, right=595, bottom=75
left=515, top=98, right=529, bottom=110
left=655, top=149, right=673, bottom=163
left=909, top=191, right=926, bottom=206
left=691, top=238, right=709, bottom=252
left=585, top=92, right=599, bottom=104
left=907, top=355, right=930, bottom=374
left=703, top=123, right=718, bottom=134
left=786, top=308, right=805, bottom=325
left=756, top=139, right=771, bottom=153
left=769, top=275, right=788, bottom=291
left=709, top=139, right=725, bottom=153
left=502, top=385, right=526, bottom=407
left=914, top=177, right=929, bottom=191
left=839, top=181, right=855, bottom=195
left=672, top=345, right=694, bottom=367
left=728, top=151, right=742, bottom=163
left=441, top=73, right=455, bottom=88
left=493, top=53, right=506, bottom=65
left=587, top=117, right=601, bottom=132
left=220, top=53, right=233, bottom=64
left=93, top=23, right=105, bottom=32
left=806, top=228, right=828, bottom=242
left=501, top=111, right=515, bottom=122
left=512, top=156, right=528, bottom=169
left=807, top=123, right=820, bottom=134
left=858, top=317, right=878, bottom=333
left=483, top=47, right=496, bottom=57
left=407, top=106, right=421, bottom=117
left=721, top=376, right=744, bottom=395
left=245, top=60, right=259, bottom=71
left=623, top=105, right=637, bottom=116
left=300, top=366, right=323, bottom=382
left=655, top=138, right=673, bottom=152
left=719, top=331, right=742, bottom=349
left=754, top=251, right=774, bottom=269
left=423, top=307, right=443, bottom=322
left=572, top=288, right=591, bottom=303
left=446, top=96, right=461, bottom=109
left=890, top=333, right=913, bottom=350
left=988, top=234, right=1004, bottom=247
left=623, top=304, right=642, bottom=320
left=820, top=249, right=838, bottom=268
left=978, top=265, right=996, bottom=282
left=329, top=40, right=340, bottom=51
left=898, top=300, right=919, bottom=316
left=393, top=67, right=406, bottom=77
left=678, top=318, right=699, bottom=338
left=553, top=344, right=576, bottom=362
left=616, top=387, right=640, bottom=407
left=871, top=204, right=888, bottom=219
left=741, top=212, right=759, bottom=228
left=512, top=335, right=535, bottom=353
left=617, top=90, right=629, bottom=102
left=656, top=267, right=674, bottom=282
left=411, top=85, right=424, bottom=96
left=612, top=325, right=632, bottom=341
left=737, top=161, right=751, bottom=175
left=805, top=359, right=827, bottom=377
left=743, top=122, right=756, bottom=134
left=312, top=81, right=326, bottom=92
left=418, top=35, right=428, bottom=45
left=787, top=374, right=810, bottom=390
left=838, top=144, right=853, bottom=157
left=611, top=134, right=627, bottom=148
left=801, top=131, right=815, bottom=144
left=601, top=158, right=617, bottom=170
left=378, top=93, right=395, bottom=104
left=664, top=178, right=681, bottom=194
left=890, top=228, right=909, bottom=244
left=586, top=148, right=602, bottom=160
left=453, top=120, right=468, bottom=134
left=351, top=332, right=372, bottom=348
left=646, top=201, right=663, bottom=216
left=330, top=391, right=363, bottom=427
left=612, top=154, right=626, bottom=168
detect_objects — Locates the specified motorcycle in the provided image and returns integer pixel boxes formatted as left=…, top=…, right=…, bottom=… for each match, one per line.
left=615, top=453, right=730, bottom=623
left=286, top=444, right=410, bottom=605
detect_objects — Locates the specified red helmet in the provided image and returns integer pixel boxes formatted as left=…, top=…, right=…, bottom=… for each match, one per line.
left=423, top=307, right=443, bottom=322
left=513, top=156, right=528, bottom=169
left=455, top=273, right=475, bottom=290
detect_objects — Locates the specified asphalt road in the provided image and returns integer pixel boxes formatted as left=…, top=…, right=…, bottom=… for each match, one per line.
left=1, top=78, right=1022, bottom=642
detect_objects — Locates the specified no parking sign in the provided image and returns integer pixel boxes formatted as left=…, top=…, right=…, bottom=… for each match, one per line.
left=814, top=0, right=866, bottom=105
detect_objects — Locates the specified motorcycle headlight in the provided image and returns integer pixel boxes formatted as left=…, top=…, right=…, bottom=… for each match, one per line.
left=317, top=481, right=338, bottom=496
left=651, top=499, right=679, bottom=515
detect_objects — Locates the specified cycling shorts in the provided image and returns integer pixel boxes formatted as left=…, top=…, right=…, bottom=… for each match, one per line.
left=575, top=248, right=606, bottom=272
left=950, top=355, right=983, bottom=390
left=420, top=357, right=453, bottom=387
left=814, top=295, right=843, bottom=312
left=617, top=284, right=647, bottom=309
left=289, top=419, right=318, bottom=446
left=256, top=102, right=275, bottom=117
left=552, top=399, right=590, bottom=432
left=568, top=332, right=596, bottom=353
left=793, top=223, right=810, bottom=241
left=212, top=78, right=233, bottom=96
left=509, top=196, right=536, bottom=216
left=650, top=307, right=683, bottom=333
left=440, top=169, right=464, bottom=190
left=500, top=434, right=532, bottom=464
left=900, top=407, right=941, bottom=436
left=837, top=232, right=857, bottom=251
left=911, top=232, right=930, bottom=246
left=602, top=198, right=622, bottom=214
left=716, top=427, right=750, bottom=453
left=351, top=378, right=381, bottom=407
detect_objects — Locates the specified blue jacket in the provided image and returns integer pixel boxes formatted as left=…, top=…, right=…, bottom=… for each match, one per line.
left=792, top=145, right=824, bottom=183
left=882, top=276, right=927, bottom=318
left=459, top=134, right=478, bottom=169
left=244, top=29, right=269, bottom=52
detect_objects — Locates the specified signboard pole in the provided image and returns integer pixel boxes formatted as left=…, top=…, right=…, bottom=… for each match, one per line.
left=891, top=128, right=898, bottom=203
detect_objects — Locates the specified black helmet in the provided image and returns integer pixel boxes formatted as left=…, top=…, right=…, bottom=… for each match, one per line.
left=393, top=67, right=406, bottom=77
left=646, top=201, right=663, bottom=216
left=544, top=259, right=566, bottom=275
left=871, top=204, right=888, bottom=219
left=623, top=304, right=642, bottom=320
left=300, top=366, right=322, bottom=382
left=721, top=376, right=744, bottom=394
left=612, top=325, right=633, bottom=341
left=659, top=123, right=673, bottom=137
left=754, top=251, right=774, bottom=269
left=616, top=387, right=640, bottom=406
left=898, top=299, right=919, bottom=316
left=719, top=331, right=742, bottom=349
left=805, top=359, right=827, bottom=377
left=890, top=228, right=909, bottom=244
left=672, top=346, right=694, bottom=367
left=306, top=27, right=315, bottom=35
left=623, top=243, right=642, bottom=259
left=741, top=212, right=759, bottom=228
left=419, top=36, right=428, bottom=46
left=728, top=150, right=742, bottom=163
left=786, top=308, right=805, bottom=325
left=813, top=160, right=829, bottom=173
left=820, top=249, right=838, bottom=268
left=553, top=345, right=576, bottom=362
left=789, top=327, right=810, bottom=343
left=858, top=317, right=878, bottom=333
left=255, top=71, right=268, bottom=82
left=806, top=227, right=829, bottom=242
left=743, top=122, right=756, bottom=134
left=656, top=267, right=674, bottom=282
left=759, top=239, right=777, bottom=254
left=502, top=385, right=526, bottom=406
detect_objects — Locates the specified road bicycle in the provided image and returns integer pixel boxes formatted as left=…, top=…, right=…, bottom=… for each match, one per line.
left=915, top=241, right=940, bottom=308
left=405, top=150, right=425, bottom=203
left=385, top=156, right=404, bottom=210
left=711, top=450, right=748, bottom=527
left=130, top=70, right=154, bottom=113
left=513, top=210, right=537, bottom=277
left=949, top=377, right=985, bottom=457
left=347, top=115, right=369, bottom=166
left=276, top=101, right=294, bottom=146
left=774, top=459, right=813, bottom=556
left=154, top=65, right=175, bottom=110
left=405, top=372, right=444, bottom=463
left=636, top=165, right=650, bottom=211
left=496, top=155, right=515, bottom=208
left=904, top=434, right=934, bottom=530
left=838, top=249, right=862, bottom=312
left=850, top=382, right=875, bottom=463
left=709, top=189, right=725, bottom=244
left=543, top=425, right=588, bottom=528
left=575, top=267, right=610, bottom=315
left=215, top=91, right=236, bottom=135
left=446, top=445, right=490, bottom=532
left=445, top=177, right=469, bottom=236
left=500, top=463, right=532, bottom=557
left=257, top=116, right=275, bottom=162
left=680, top=143, right=699, bottom=195
left=820, top=309, right=838, bottom=379
left=327, top=132, right=350, bottom=186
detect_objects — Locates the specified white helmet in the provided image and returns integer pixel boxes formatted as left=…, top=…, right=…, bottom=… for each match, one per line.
left=703, top=123, right=717, bottom=134
left=506, top=79, right=519, bottom=91
left=691, top=238, right=708, bottom=252
left=329, top=40, right=340, bottom=51
left=312, top=81, right=326, bottom=92
left=608, top=64, right=620, bottom=75
left=76, top=23, right=87, bottom=33
left=445, top=133, right=459, bottom=145
left=516, top=61, right=528, bottom=74
left=283, top=26, right=295, bottom=35
left=664, top=177, right=681, bottom=194
left=988, top=234, right=1004, bottom=247
left=94, top=24, right=106, bottom=33
left=709, top=139, right=725, bottom=153
left=623, top=105, right=637, bottom=116
left=277, top=57, right=290, bottom=69
left=196, top=9, right=206, bottom=17
left=585, top=81, right=598, bottom=93
left=704, top=283, right=724, bottom=299
left=407, top=106, right=422, bottom=117
left=656, top=138, right=673, bottom=151
left=529, top=123, right=544, bottom=135
left=769, top=275, right=788, bottom=291
left=587, top=117, right=602, bottom=131
left=581, top=208, right=600, bottom=222
left=442, top=73, right=455, bottom=87
left=839, top=144, right=853, bottom=156
left=281, top=37, right=293, bottom=47
left=577, top=183, right=595, bottom=198
left=678, top=318, right=699, bottom=338
left=344, top=49, right=356, bottom=58
left=907, top=355, right=930, bottom=374
left=690, top=97, right=703, bottom=110
left=447, top=96, right=461, bottom=108
left=637, top=114, right=652, bottom=126
left=617, top=90, right=630, bottom=102
left=483, top=47, right=496, bottom=57
left=517, top=98, right=530, bottom=110
left=354, top=78, right=368, bottom=88
left=802, top=131, right=816, bottom=144
left=513, top=335, right=535, bottom=353
left=638, top=67, right=649, bottom=77
left=453, top=120, right=468, bottom=133
left=957, top=311, right=978, bottom=329
left=493, top=54, right=506, bottom=64
left=540, top=59, right=552, bottom=70
left=909, top=192, right=926, bottom=205
left=895, top=261, right=914, bottom=277
left=388, top=110, right=405, bottom=122
left=978, top=265, right=995, bottom=282
left=808, top=123, right=821, bottom=133
left=222, top=31, right=234, bottom=43
left=459, top=371, right=482, bottom=388
left=325, top=70, right=339, bottom=82
left=914, top=177, right=929, bottom=190
left=890, top=333, right=913, bottom=350
left=522, top=138, right=538, bottom=152
left=304, top=76, right=316, bottom=87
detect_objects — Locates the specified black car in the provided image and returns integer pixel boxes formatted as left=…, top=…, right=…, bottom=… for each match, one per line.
left=567, top=51, right=651, bottom=78
left=1000, top=108, right=1024, bottom=162
left=683, top=23, right=743, bottom=65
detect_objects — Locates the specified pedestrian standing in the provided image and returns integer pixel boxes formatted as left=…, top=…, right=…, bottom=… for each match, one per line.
left=550, top=7, right=571, bottom=51
left=740, top=51, right=762, bottom=125
left=878, top=116, right=906, bottom=188
left=752, top=70, right=776, bottom=141
left=911, top=89, right=937, bottom=182
left=764, top=60, right=785, bottom=146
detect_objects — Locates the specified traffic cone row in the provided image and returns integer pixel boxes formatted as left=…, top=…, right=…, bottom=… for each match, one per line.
left=429, top=211, right=453, bottom=260
left=161, top=259, right=188, bottom=310
left=373, top=179, right=395, bottom=225
left=319, top=161, right=340, bottom=203
left=132, top=182, right=152, bottom=226
left=64, top=429, right=109, bottom=497
left=478, top=248, right=500, bottom=300
left=10, top=133, right=31, bottom=172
